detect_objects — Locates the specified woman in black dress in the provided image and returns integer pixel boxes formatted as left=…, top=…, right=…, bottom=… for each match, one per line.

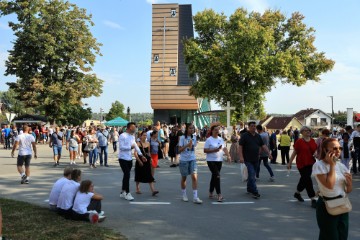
left=134, top=131, right=159, bottom=196
left=169, top=126, right=180, bottom=167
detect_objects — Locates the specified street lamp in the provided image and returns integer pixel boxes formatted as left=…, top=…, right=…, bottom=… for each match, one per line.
left=127, top=107, right=131, bottom=121
left=328, top=96, right=334, bottom=128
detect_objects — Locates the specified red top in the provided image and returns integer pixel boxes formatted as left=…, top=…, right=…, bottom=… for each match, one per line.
left=294, top=138, right=317, bottom=169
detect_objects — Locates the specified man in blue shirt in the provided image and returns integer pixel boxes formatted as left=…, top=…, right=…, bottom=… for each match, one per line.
left=270, top=130, right=280, bottom=164
left=97, top=126, right=109, bottom=167
left=3, top=125, right=11, bottom=149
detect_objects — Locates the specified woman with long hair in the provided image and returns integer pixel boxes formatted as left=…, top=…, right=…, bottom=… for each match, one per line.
left=66, top=130, right=80, bottom=165
left=134, top=131, right=159, bottom=196
left=204, top=125, right=231, bottom=202
left=150, top=130, right=160, bottom=177
left=76, top=127, right=83, bottom=159
left=312, top=138, right=352, bottom=239
left=82, top=130, right=89, bottom=164
left=178, top=123, right=202, bottom=204
left=169, top=126, right=180, bottom=167
left=87, top=127, right=99, bottom=168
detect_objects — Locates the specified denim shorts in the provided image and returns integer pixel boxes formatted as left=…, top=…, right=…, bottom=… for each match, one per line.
left=179, top=160, right=197, bottom=177
left=53, top=146, right=62, bottom=156
left=17, top=155, right=32, bottom=167
left=69, top=146, right=78, bottom=152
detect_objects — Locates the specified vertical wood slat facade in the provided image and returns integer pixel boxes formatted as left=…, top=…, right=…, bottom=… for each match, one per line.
left=150, top=4, right=198, bottom=110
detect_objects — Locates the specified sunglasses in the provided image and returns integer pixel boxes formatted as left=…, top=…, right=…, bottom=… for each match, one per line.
left=331, top=147, right=343, bottom=151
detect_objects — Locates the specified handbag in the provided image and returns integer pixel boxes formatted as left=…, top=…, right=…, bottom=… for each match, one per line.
left=323, top=196, right=352, bottom=216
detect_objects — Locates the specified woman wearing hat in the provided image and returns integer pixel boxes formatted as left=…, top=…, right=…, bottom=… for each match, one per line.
left=288, top=126, right=318, bottom=208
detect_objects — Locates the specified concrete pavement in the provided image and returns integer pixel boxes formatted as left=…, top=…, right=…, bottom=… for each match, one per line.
left=0, top=143, right=359, bottom=240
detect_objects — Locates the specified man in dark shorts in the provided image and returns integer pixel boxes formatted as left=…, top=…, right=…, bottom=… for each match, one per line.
left=11, top=125, right=37, bottom=184
left=239, top=122, right=272, bottom=199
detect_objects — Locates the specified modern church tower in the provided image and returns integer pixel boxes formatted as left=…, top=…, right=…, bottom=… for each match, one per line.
left=150, top=4, right=210, bottom=125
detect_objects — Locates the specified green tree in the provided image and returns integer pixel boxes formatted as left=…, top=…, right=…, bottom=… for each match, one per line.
left=57, top=105, right=92, bottom=126
left=106, top=100, right=126, bottom=121
left=0, top=89, right=30, bottom=115
left=0, top=0, right=103, bottom=123
left=184, top=8, right=335, bottom=120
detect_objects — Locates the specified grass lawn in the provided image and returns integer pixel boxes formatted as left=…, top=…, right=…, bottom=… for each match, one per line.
left=0, top=198, right=126, bottom=240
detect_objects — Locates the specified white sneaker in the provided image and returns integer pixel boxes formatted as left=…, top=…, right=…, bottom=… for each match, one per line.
left=182, top=195, right=189, bottom=202
left=193, top=198, right=203, bottom=204
left=73, top=161, right=76, bottom=165
left=269, top=176, right=275, bottom=182
left=120, top=192, right=126, bottom=199
left=98, top=211, right=105, bottom=216
left=125, top=193, right=134, bottom=201
left=98, top=215, right=106, bottom=222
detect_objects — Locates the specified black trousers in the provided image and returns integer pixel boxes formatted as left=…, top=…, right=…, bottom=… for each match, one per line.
left=72, top=199, right=102, bottom=221
left=297, top=165, right=315, bottom=198
left=119, top=159, right=133, bottom=193
left=207, top=161, right=222, bottom=195
left=281, top=146, right=290, bottom=164
left=271, top=148, right=278, bottom=163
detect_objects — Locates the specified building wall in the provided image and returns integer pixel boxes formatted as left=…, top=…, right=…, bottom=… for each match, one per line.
left=305, top=111, right=331, bottom=129
left=150, top=4, right=198, bottom=110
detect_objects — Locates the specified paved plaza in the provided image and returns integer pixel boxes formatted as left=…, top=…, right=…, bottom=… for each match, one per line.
left=0, top=143, right=359, bottom=240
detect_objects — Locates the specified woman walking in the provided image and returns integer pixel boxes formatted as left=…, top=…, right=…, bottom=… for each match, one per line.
left=288, top=126, right=317, bottom=208
left=178, top=123, right=202, bottom=204
left=204, top=125, right=231, bottom=202
left=280, top=130, right=291, bottom=165
left=312, top=138, right=352, bottom=240
left=66, top=130, right=80, bottom=165
left=150, top=131, right=160, bottom=177
left=82, top=130, right=89, bottom=164
left=111, top=128, right=119, bottom=153
left=87, top=128, right=98, bottom=168
left=169, top=126, right=180, bottom=167
left=76, top=127, right=84, bottom=159
left=134, top=131, right=159, bottom=196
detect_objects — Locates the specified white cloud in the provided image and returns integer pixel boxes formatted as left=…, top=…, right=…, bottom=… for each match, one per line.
left=239, top=0, right=269, bottom=13
left=103, top=20, right=124, bottom=30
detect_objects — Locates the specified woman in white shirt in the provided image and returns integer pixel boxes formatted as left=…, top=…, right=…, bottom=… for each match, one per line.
left=204, top=125, right=231, bottom=202
left=312, top=138, right=353, bottom=240
left=72, top=180, right=105, bottom=223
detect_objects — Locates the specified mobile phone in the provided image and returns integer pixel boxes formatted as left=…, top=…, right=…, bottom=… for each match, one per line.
left=218, top=145, right=222, bottom=149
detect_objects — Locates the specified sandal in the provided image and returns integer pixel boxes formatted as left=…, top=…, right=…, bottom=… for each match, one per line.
left=136, top=191, right=142, bottom=194
left=209, top=193, right=214, bottom=199
left=217, top=196, right=224, bottom=202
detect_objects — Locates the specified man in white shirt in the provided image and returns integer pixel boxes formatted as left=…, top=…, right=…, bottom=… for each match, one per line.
left=11, top=125, right=37, bottom=184
left=48, top=167, right=73, bottom=210
left=118, top=122, right=146, bottom=201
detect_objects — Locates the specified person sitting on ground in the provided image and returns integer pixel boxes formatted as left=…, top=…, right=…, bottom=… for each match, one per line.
left=48, top=167, right=73, bottom=211
left=57, top=169, right=81, bottom=218
left=72, top=180, right=106, bottom=223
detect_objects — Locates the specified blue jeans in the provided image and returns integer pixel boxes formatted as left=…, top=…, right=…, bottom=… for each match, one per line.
left=256, top=157, right=274, bottom=178
left=245, top=161, right=259, bottom=194
left=99, top=145, right=108, bottom=165
left=89, top=148, right=98, bottom=165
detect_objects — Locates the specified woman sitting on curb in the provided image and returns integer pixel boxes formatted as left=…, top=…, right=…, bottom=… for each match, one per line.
left=72, top=180, right=106, bottom=223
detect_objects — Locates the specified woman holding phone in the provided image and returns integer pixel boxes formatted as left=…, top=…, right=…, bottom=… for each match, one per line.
left=204, top=125, right=231, bottom=202
left=312, top=138, right=352, bottom=240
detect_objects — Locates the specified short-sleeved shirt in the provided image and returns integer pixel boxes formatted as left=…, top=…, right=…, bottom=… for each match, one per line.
left=312, top=160, right=349, bottom=197
left=259, top=132, right=270, bottom=157
left=51, top=132, right=63, bottom=146
left=179, top=135, right=197, bottom=161
left=97, top=130, right=109, bottom=147
left=293, top=138, right=317, bottom=169
left=57, top=180, right=80, bottom=210
left=49, top=177, right=70, bottom=205
left=279, top=134, right=291, bottom=147
left=16, top=133, right=35, bottom=156
left=204, top=136, right=225, bottom=161
left=239, top=132, right=264, bottom=162
left=269, top=133, right=277, bottom=149
left=72, top=192, right=94, bottom=214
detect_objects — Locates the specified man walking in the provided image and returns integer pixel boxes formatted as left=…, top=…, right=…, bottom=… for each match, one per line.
left=118, top=122, right=147, bottom=201
left=3, top=125, right=11, bottom=149
left=11, top=125, right=37, bottom=184
left=351, top=124, right=360, bottom=174
left=49, top=127, right=64, bottom=167
left=97, top=126, right=109, bottom=167
left=239, top=122, right=272, bottom=199
left=256, top=125, right=275, bottom=181
left=270, top=130, right=279, bottom=164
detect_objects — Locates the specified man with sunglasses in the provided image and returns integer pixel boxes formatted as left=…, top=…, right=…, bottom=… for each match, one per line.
left=288, top=126, right=317, bottom=208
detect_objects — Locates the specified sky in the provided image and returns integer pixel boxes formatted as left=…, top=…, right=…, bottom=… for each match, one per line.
left=0, top=0, right=359, bottom=115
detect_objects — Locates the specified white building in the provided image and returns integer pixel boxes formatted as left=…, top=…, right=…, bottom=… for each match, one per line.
left=293, top=108, right=332, bottom=129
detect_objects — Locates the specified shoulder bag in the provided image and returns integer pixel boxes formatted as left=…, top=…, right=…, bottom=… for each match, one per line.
left=323, top=195, right=352, bottom=216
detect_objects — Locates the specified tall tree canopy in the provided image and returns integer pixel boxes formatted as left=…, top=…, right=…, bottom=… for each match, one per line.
left=0, top=0, right=103, bottom=123
left=184, top=8, right=335, bottom=120
left=105, top=100, right=126, bottom=121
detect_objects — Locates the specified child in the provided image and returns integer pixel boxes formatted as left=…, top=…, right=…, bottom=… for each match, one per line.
left=72, top=180, right=106, bottom=223
left=340, top=133, right=352, bottom=169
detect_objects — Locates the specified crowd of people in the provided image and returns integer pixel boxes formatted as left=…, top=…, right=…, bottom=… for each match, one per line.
left=5, top=120, right=357, bottom=239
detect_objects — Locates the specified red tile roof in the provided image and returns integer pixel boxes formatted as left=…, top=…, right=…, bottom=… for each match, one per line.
left=293, top=109, right=319, bottom=121
left=266, top=117, right=293, bottom=130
